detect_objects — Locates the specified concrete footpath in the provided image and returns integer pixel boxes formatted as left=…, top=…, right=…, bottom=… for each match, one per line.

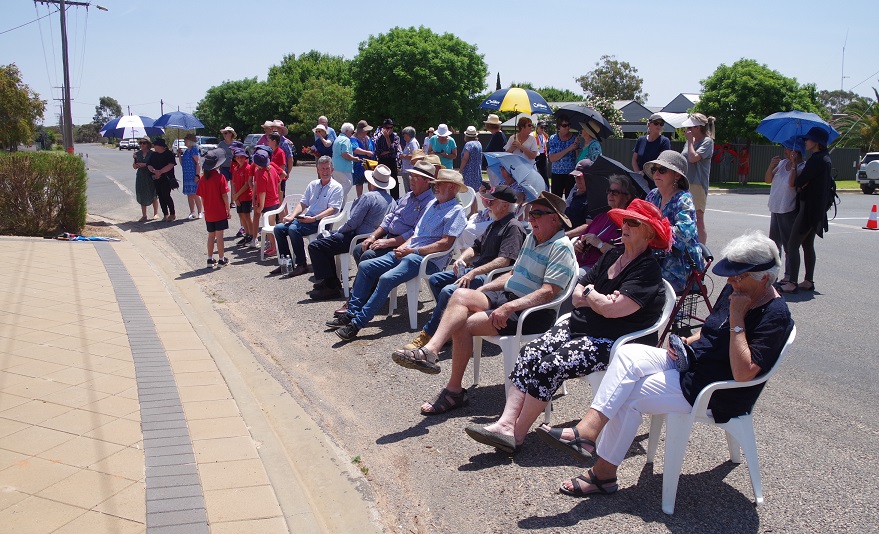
left=0, top=236, right=380, bottom=533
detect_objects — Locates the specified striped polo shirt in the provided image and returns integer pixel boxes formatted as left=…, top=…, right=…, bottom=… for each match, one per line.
left=505, top=230, right=576, bottom=296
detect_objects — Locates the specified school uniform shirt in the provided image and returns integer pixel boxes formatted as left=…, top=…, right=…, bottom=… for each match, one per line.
left=196, top=169, right=230, bottom=223
left=231, top=161, right=253, bottom=202
left=254, top=166, right=281, bottom=209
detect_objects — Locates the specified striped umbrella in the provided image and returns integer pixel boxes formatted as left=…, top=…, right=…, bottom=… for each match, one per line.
left=100, top=115, right=164, bottom=140
left=478, top=87, right=552, bottom=115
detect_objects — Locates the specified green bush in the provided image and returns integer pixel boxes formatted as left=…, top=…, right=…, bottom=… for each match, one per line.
left=0, top=152, right=87, bottom=236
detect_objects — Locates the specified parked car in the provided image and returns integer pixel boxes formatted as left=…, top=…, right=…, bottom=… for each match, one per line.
left=243, top=134, right=262, bottom=156
left=118, top=139, right=138, bottom=150
left=172, top=139, right=187, bottom=156
left=196, top=136, right=219, bottom=156
left=857, top=152, right=879, bottom=195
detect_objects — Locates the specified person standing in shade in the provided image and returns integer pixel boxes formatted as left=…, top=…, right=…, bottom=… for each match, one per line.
left=681, top=113, right=716, bottom=245
left=180, top=134, right=203, bottom=219
left=399, top=126, right=420, bottom=194
left=632, top=114, right=671, bottom=190
left=534, top=121, right=550, bottom=188
left=351, top=120, right=376, bottom=199
left=765, top=141, right=804, bottom=284
left=484, top=114, right=507, bottom=153
left=547, top=118, right=580, bottom=198
left=427, top=124, right=458, bottom=170
left=133, top=137, right=159, bottom=221
left=146, top=138, right=177, bottom=222
left=376, top=119, right=402, bottom=200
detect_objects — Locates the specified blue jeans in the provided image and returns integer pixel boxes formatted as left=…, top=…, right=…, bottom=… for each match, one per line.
left=273, top=220, right=318, bottom=265
left=348, top=251, right=439, bottom=329
left=422, top=270, right=487, bottom=336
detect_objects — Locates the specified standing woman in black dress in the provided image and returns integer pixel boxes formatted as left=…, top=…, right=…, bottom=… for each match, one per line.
left=779, top=127, right=831, bottom=293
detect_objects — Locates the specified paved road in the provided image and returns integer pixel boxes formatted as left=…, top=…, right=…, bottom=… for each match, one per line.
left=83, top=143, right=879, bottom=533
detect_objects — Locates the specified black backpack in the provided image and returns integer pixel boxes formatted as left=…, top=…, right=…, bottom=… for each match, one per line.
left=827, top=168, right=840, bottom=220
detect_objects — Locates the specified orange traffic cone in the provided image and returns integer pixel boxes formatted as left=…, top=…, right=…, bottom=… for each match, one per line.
left=864, top=204, right=879, bottom=230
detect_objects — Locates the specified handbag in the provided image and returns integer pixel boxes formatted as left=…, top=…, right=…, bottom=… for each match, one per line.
left=668, top=334, right=694, bottom=372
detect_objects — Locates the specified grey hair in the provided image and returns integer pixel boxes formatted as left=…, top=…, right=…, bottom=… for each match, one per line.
left=608, top=173, right=635, bottom=201
left=317, top=155, right=333, bottom=168
left=340, top=122, right=355, bottom=134
left=402, top=126, right=416, bottom=139
left=720, top=230, right=781, bottom=284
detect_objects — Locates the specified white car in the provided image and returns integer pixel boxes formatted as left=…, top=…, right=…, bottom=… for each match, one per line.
left=196, top=136, right=219, bottom=156
left=172, top=139, right=187, bottom=155
left=857, top=152, right=879, bottom=195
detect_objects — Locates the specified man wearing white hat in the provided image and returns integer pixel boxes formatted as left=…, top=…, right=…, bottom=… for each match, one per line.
left=308, top=164, right=398, bottom=300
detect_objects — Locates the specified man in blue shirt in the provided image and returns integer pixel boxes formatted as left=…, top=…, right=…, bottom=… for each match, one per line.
left=327, top=169, right=468, bottom=341
left=332, top=122, right=358, bottom=200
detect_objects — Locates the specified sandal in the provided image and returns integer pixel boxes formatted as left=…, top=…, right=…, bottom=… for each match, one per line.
left=778, top=282, right=799, bottom=294
left=421, top=387, right=468, bottom=416
left=798, top=280, right=815, bottom=291
left=392, top=347, right=440, bottom=375
left=536, top=425, right=595, bottom=460
left=560, top=469, right=618, bottom=497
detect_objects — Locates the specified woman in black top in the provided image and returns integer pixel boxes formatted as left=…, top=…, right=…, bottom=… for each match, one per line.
left=147, top=138, right=178, bottom=221
left=540, top=231, right=793, bottom=498
left=780, top=127, right=831, bottom=293
left=463, top=199, right=670, bottom=454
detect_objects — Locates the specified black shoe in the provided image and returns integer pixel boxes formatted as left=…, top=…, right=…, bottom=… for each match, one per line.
left=236, top=235, right=251, bottom=246
left=217, top=257, right=229, bottom=266
left=206, top=258, right=217, bottom=268
left=312, top=278, right=330, bottom=290
left=326, top=315, right=351, bottom=329
left=335, top=323, right=360, bottom=341
left=310, top=286, right=343, bottom=301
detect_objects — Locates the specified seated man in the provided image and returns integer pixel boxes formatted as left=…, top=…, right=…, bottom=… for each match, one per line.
left=397, top=184, right=525, bottom=352
left=307, top=164, right=397, bottom=300
left=271, top=156, right=343, bottom=277
left=332, top=160, right=436, bottom=318
left=393, top=191, right=577, bottom=416
left=326, top=169, right=468, bottom=341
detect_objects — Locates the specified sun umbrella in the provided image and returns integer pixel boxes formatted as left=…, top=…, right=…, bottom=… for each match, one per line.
left=478, top=87, right=552, bottom=115
left=100, top=115, right=164, bottom=139
left=580, top=155, right=649, bottom=215
left=756, top=111, right=839, bottom=145
left=153, top=110, right=205, bottom=130
left=483, top=152, right=546, bottom=202
left=554, top=104, right=613, bottom=141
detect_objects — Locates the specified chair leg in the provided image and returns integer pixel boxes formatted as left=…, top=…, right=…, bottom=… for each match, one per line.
left=341, top=256, right=351, bottom=297
left=499, top=339, right=518, bottom=396
left=543, top=400, right=552, bottom=425
left=723, top=416, right=764, bottom=505
left=388, top=287, right=397, bottom=315
left=405, top=278, right=420, bottom=330
left=661, top=413, right=695, bottom=515
left=472, top=337, right=482, bottom=386
left=646, top=414, right=666, bottom=463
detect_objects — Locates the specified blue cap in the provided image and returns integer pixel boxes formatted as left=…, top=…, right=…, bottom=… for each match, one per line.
left=252, top=151, right=269, bottom=168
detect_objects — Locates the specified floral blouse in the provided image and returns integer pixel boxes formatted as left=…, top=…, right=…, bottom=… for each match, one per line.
left=645, top=188, right=705, bottom=292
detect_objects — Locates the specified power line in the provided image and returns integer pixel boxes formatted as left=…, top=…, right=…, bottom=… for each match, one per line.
left=848, top=69, right=879, bottom=93
left=72, top=7, right=89, bottom=101
left=0, top=5, right=57, bottom=35
left=33, top=3, right=58, bottom=100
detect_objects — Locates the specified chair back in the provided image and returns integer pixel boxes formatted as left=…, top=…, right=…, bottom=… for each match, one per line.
left=457, top=187, right=476, bottom=212
left=261, top=194, right=301, bottom=228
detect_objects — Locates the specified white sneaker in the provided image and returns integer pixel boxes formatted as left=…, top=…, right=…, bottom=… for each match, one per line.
left=248, top=239, right=260, bottom=248
left=187, top=213, right=197, bottom=220
left=198, top=212, right=204, bottom=219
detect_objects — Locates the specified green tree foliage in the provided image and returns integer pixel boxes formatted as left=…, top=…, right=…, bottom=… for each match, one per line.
left=195, top=78, right=261, bottom=135
left=0, top=64, right=46, bottom=151
left=576, top=55, right=647, bottom=104
left=92, top=96, right=122, bottom=128
left=696, top=59, right=825, bottom=143
left=74, top=123, right=100, bottom=143
left=351, top=26, right=487, bottom=131
left=290, top=79, right=353, bottom=137
left=509, top=82, right=582, bottom=103
left=818, top=89, right=861, bottom=115
left=832, top=96, right=879, bottom=152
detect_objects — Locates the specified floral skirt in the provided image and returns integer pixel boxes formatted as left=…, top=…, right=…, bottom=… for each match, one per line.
left=509, top=318, right=614, bottom=402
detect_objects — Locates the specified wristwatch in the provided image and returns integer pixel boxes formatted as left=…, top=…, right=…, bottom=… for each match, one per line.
left=583, top=285, right=594, bottom=297
left=597, top=242, right=604, bottom=250
left=731, top=325, right=745, bottom=333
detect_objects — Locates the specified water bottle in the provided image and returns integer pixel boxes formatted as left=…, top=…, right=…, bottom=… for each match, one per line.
left=285, top=256, right=293, bottom=274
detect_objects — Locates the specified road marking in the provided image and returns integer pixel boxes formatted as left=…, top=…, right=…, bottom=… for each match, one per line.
left=105, top=173, right=135, bottom=199
left=707, top=208, right=868, bottom=230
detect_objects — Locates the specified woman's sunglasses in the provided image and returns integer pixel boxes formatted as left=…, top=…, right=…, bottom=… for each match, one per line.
left=654, top=166, right=671, bottom=175
left=622, top=218, right=643, bottom=228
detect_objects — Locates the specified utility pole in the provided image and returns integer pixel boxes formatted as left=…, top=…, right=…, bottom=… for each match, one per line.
left=160, top=99, right=164, bottom=116
left=36, top=1, right=108, bottom=153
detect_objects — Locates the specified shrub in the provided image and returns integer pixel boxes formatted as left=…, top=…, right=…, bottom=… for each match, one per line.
left=0, top=152, right=87, bottom=236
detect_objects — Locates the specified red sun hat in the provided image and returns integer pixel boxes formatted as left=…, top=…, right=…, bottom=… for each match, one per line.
left=608, top=198, right=673, bottom=251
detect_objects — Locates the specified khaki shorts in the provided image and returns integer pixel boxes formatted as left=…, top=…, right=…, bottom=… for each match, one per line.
left=690, top=185, right=708, bottom=212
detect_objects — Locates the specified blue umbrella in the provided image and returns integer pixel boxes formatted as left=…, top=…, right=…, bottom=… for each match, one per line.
left=483, top=152, right=546, bottom=202
left=478, top=87, right=552, bottom=115
left=100, top=115, right=164, bottom=139
left=154, top=111, right=205, bottom=130
left=756, top=111, right=839, bottom=145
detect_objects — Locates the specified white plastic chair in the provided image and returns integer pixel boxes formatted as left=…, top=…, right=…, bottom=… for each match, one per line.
left=259, top=194, right=302, bottom=261
left=471, top=268, right=577, bottom=392
left=341, top=233, right=372, bottom=298
left=392, top=250, right=449, bottom=330
left=457, top=186, right=476, bottom=213
left=306, top=200, right=352, bottom=245
left=646, top=325, right=797, bottom=515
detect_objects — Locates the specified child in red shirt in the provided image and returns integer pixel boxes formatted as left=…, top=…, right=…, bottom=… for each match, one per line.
left=230, top=148, right=255, bottom=246
left=251, top=149, right=282, bottom=255
left=196, top=149, right=231, bottom=267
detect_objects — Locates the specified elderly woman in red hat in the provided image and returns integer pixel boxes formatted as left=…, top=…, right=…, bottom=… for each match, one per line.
left=464, top=198, right=670, bottom=454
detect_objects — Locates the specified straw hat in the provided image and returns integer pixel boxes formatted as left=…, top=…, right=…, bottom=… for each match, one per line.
left=272, top=120, right=288, bottom=136
left=408, top=160, right=437, bottom=181
left=526, top=191, right=571, bottom=228
left=432, top=169, right=468, bottom=193
left=483, top=114, right=502, bottom=126
left=423, top=154, right=443, bottom=168
left=464, top=126, right=479, bottom=138
left=409, top=148, right=426, bottom=163
left=365, top=164, right=396, bottom=190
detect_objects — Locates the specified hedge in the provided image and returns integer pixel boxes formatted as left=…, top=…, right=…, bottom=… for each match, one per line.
left=0, top=152, right=87, bottom=236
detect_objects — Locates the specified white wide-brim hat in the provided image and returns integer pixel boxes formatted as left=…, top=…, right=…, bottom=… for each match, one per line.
left=365, top=164, right=396, bottom=191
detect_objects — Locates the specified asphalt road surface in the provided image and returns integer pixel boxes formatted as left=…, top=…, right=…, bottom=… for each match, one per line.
left=82, top=143, right=879, bottom=533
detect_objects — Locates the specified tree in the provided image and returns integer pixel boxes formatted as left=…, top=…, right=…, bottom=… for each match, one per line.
left=832, top=96, right=879, bottom=152
left=695, top=58, right=825, bottom=143
left=351, top=26, right=487, bottom=132
left=92, top=96, right=121, bottom=129
left=576, top=55, right=647, bottom=104
left=818, top=89, right=861, bottom=115
left=194, top=77, right=261, bottom=135
left=289, top=79, right=353, bottom=137
left=0, top=64, right=46, bottom=151
left=74, top=123, right=100, bottom=143
left=509, top=82, right=582, bottom=103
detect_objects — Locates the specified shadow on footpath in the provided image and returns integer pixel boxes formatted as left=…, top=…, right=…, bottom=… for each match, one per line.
left=516, top=462, right=758, bottom=533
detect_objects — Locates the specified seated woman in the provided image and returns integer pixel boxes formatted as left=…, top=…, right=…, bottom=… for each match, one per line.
left=564, top=159, right=592, bottom=237
left=572, top=173, right=636, bottom=274
left=643, top=150, right=705, bottom=292
left=463, top=199, right=670, bottom=454
left=538, top=231, right=793, bottom=497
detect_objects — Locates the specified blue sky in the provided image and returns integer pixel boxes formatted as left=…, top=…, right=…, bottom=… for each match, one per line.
left=3, top=0, right=876, bottom=126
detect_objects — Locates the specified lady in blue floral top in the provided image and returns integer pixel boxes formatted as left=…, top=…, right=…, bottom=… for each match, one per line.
left=575, top=120, right=603, bottom=164
left=643, top=150, right=705, bottom=292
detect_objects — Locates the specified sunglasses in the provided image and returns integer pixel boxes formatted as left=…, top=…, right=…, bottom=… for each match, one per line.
left=654, top=166, right=671, bottom=175
left=606, top=188, right=627, bottom=196
left=383, top=126, right=393, bottom=129
left=650, top=120, right=665, bottom=127
left=528, top=209, right=554, bottom=219
left=559, top=123, right=570, bottom=128
left=622, top=218, right=643, bottom=228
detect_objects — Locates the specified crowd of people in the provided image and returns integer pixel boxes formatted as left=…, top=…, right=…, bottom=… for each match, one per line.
left=128, top=111, right=805, bottom=504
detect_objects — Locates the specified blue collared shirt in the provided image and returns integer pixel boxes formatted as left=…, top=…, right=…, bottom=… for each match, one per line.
left=339, top=190, right=395, bottom=235
left=302, top=178, right=344, bottom=218
left=410, top=197, right=467, bottom=271
left=381, top=188, right=434, bottom=240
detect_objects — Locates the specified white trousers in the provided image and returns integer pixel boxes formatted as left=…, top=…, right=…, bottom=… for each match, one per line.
left=332, top=171, right=353, bottom=201
left=591, top=344, right=693, bottom=466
